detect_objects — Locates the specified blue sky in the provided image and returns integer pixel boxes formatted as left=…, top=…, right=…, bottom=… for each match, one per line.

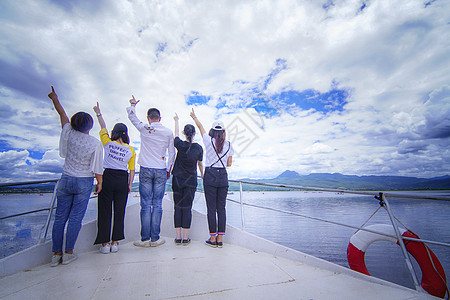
left=0, top=0, right=449, bottom=182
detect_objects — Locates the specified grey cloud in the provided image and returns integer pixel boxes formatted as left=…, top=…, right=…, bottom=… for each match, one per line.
left=0, top=104, right=18, bottom=119
left=48, top=0, right=107, bottom=14
left=36, top=160, right=63, bottom=173
left=397, top=140, right=428, bottom=154
left=418, top=86, right=450, bottom=139
left=421, top=121, right=450, bottom=139
left=0, top=55, right=52, bottom=100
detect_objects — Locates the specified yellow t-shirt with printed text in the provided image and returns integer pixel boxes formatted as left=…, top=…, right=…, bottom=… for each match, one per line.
left=99, top=128, right=135, bottom=171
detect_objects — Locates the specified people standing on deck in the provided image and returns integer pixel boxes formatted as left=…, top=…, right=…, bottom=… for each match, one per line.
left=190, top=109, right=234, bottom=248
left=47, top=86, right=103, bottom=266
left=127, top=96, right=175, bottom=247
left=93, top=102, right=136, bottom=254
left=172, top=113, right=204, bottom=246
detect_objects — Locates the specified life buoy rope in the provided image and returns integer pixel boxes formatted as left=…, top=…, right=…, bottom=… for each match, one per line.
left=347, top=224, right=448, bottom=298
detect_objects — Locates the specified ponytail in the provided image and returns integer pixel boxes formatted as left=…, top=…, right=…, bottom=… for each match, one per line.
left=209, top=128, right=225, bottom=153
left=184, top=124, right=195, bottom=143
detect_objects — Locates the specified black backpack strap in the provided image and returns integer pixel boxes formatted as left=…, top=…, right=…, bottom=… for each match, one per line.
left=211, top=140, right=230, bottom=168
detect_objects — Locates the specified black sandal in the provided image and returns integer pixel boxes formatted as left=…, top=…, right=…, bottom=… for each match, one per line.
left=205, top=239, right=217, bottom=248
left=174, top=239, right=182, bottom=245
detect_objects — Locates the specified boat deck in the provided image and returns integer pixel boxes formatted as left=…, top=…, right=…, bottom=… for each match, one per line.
left=0, top=237, right=436, bottom=300
left=0, top=196, right=439, bottom=299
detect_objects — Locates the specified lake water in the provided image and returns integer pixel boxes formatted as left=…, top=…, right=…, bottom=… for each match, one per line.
left=194, top=190, right=450, bottom=290
left=1, top=190, right=449, bottom=291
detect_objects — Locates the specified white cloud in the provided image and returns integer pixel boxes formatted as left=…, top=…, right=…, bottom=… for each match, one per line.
left=0, top=0, right=449, bottom=182
left=0, top=150, right=29, bottom=171
left=303, top=143, right=335, bottom=154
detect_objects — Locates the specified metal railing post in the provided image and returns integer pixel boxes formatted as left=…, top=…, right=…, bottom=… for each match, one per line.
left=39, top=180, right=59, bottom=243
left=239, top=181, right=245, bottom=231
left=379, top=193, right=422, bottom=292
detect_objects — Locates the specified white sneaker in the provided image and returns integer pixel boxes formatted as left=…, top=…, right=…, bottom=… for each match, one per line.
left=100, top=244, right=110, bottom=254
left=62, top=253, right=78, bottom=265
left=133, top=240, right=151, bottom=248
left=110, top=243, right=119, bottom=253
left=50, top=254, right=62, bottom=267
left=150, top=238, right=166, bottom=247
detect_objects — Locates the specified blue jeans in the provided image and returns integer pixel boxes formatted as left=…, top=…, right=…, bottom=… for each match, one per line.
left=52, top=174, right=93, bottom=252
left=139, top=167, right=167, bottom=242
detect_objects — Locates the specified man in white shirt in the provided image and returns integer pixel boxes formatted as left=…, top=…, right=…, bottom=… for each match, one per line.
left=127, top=96, right=175, bottom=247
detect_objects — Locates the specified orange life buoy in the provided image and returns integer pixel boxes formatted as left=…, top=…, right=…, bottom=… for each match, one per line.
left=347, top=224, right=447, bottom=298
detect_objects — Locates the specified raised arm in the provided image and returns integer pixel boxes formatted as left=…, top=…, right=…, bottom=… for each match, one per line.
left=93, top=102, right=106, bottom=129
left=48, top=86, right=69, bottom=128
left=173, top=113, right=179, bottom=138
left=190, top=108, right=206, bottom=136
left=126, top=95, right=145, bottom=130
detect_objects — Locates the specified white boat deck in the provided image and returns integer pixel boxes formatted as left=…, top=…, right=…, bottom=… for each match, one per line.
left=0, top=239, right=437, bottom=300
left=0, top=195, right=439, bottom=299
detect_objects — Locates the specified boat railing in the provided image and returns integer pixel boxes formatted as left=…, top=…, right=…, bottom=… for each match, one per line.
left=0, top=179, right=102, bottom=243
left=225, top=179, right=450, bottom=294
left=1, top=177, right=449, bottom=295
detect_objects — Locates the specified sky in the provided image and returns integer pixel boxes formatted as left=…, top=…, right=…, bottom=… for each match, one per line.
left=0, top=0, right=449, bottom=183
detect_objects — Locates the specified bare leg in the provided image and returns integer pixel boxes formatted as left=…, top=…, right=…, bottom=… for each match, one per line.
left=183, top=228, right=190, bottom=240
left=175, top=227, right=182, bottom=240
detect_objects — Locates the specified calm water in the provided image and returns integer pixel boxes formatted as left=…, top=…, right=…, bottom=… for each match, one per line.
left=0, top=193, right=141, bottom=258
left=1, top=190, right=449, bottom=290
left=193, top=190, right=450, bottom=290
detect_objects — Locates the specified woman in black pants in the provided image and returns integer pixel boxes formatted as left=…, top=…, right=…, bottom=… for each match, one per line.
left=172, top=113, right=204, bottom=245
left=93, top=103, right=136, bottom=253
left=190, top=109, right=234, bottom=248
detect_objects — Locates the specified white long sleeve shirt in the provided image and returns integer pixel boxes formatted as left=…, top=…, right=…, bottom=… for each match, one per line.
left=126, top=106, right=175, bottom=171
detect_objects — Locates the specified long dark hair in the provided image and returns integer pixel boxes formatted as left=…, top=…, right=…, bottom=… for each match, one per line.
left=71, top=112, right=93, bottom=133
left=111, top=123, right=130, bottom=144
left=209, top=129, right=225, bottom=153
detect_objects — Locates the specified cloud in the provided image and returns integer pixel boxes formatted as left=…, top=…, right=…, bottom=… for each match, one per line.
left=0, top=150, right=29, bottom=171
left=35, top=150, right=64, bottom=173
left=0, top=0, right=449, bottom=182
left=0, top=102, right=18, bottom=119
left=0, top=149, right=63, bottom=183
left=418, top=85, right=450, bottom=139
left=303, top=142, right=335, bottom=154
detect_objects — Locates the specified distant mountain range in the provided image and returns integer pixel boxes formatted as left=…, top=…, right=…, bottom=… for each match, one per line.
left=2, top=171, right=449, bottom=193
left=236, top=170, right=450, bottom=191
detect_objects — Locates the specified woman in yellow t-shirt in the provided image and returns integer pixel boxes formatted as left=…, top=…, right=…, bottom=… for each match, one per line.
left=93, top=102, right=136, bottom=254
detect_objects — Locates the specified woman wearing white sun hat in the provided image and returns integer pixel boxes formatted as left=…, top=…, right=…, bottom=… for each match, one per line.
left=190, top=109, right=234, bottom=248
